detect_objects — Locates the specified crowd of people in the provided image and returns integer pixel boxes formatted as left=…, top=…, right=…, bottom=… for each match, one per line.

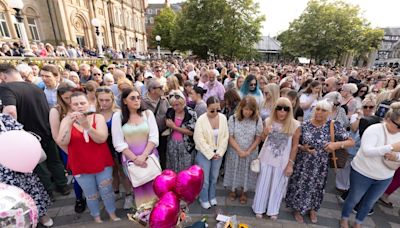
left=0, top=58, right=400, bottom=228
left=0, top=41, right=145, bottom=59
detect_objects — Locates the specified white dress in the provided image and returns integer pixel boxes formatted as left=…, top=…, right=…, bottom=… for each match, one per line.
left=252, top=121, right=298, bottom=216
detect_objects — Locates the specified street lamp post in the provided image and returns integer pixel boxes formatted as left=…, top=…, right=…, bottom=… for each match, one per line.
left=8, top=0, right=30, bottom=51
left=91, top=18, right=103, bottom=57
left=155, top=35, right=161, bottom=59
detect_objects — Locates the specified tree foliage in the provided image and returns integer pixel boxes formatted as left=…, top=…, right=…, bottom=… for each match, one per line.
left=277, top=0, right=384, bottom=63
left=151, top=7, right=177, bottom=53
left=173, top=0, right=265, bottom=59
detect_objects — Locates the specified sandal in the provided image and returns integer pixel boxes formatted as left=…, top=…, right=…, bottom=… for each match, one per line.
left=255, top=213, right=263, bottom=219
left=378, top=198, right=394, bottom=208
left=229, top=191, right=237, bottom=201
left=239, top=193, right=247, bottom=204
left=270, top=215, right=278, bottom=221
left=309, top=211, right=318, bottom=224
left=294, top=212, right=304, bottom=223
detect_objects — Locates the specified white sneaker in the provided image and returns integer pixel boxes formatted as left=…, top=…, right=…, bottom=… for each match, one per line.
left=210, top=198, right=217, bottom=206
left=200, top=201, right=211, bottom=209
left=123, top=195, right=134, bottom=209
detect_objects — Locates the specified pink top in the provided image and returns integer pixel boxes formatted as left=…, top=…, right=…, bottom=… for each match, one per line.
left=171, top=117, right=184, bottom=141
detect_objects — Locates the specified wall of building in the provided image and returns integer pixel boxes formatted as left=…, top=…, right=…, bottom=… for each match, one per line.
left=0, top=0, right=147, bottom=53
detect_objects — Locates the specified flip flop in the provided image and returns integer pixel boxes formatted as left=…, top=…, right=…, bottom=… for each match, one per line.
left=378, top=198, right=394, bottom=208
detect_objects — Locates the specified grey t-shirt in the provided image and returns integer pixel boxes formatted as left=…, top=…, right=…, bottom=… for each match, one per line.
left=195, top=100, right=207, bottom=118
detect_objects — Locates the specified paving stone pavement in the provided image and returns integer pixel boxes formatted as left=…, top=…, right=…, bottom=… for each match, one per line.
left=47, top=170, right=400, bottom=228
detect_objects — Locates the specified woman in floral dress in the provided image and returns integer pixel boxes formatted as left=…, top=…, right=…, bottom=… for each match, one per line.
left=0, top=113, right=53, bottom=226
left=224, top=96, right=263, bottom=204
left=285, top=100, right=354, bottom=224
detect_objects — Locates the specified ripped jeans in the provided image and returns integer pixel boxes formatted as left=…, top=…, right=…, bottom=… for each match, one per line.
left=74, top=167, right=115, bottom=217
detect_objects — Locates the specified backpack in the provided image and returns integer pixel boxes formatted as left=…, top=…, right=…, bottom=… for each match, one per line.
left=375, top=99, right=393, bottom=119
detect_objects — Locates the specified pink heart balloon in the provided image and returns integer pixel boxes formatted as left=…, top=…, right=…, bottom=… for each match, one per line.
left=175, top=165, right=204, bottom=204
left=153, top=170, right=177, bottom=198
left=149, top=192, right=180, bottom=228
left=0, top=130, right=41, bottom=173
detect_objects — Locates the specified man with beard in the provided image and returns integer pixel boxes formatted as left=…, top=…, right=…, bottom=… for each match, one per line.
left=203, top=70, right=225, bottom=104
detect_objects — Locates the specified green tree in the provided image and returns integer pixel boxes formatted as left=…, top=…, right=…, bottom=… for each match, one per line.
left=173, top=0, right=265, bottom=59
left=151, top=7, right=177, bottom=53
left=277, top=0, right=383, bottom=63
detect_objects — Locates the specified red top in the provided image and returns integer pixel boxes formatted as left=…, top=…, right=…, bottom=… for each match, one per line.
left=68, top=114, right=114, bottom=175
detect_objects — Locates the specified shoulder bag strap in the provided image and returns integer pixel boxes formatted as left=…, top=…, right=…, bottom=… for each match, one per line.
left=330, top=120, right=338, bottom=169
left=154, top=99, right=161, bottom=116
left=382, top=123, right=388, bottom=145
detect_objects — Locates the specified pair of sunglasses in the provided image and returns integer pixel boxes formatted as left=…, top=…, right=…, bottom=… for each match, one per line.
left=210, top=109, right=221, bottom=113
left=391, top=119, right=400, bottom=129
left=249, top=83, right=257, bottom=87
left=169, top=94, right=182, bottom=100
left=96, top=88, right=112, bottom=93
left=128, top=95, right=141, bottom=101
left=275, top=105, right=290, bottom=112
left=363, top=105, right=374, bottom=110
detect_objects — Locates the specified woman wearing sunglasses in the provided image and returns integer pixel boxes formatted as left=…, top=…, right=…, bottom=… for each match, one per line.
left=224, top=96, right=263, bottom=205
left=165, top=92, right=197, bottom=172
left=336, top=97, right=377, bottom=204
left=252, top=97, right=300, bottom=220
left=194, top=96, right=229, bottom=209
left=341, top=102, right=400, bottom=228
left=286, top=100, right=354, bottom=224
left=111, top=87, right=159, bottom=210
left=238, top=74, right=264, bottom=107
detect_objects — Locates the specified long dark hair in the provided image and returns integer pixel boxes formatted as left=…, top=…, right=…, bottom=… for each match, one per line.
left=305, top=80, right=320, bottom=94
left=120, top=87, right=144, bottom=125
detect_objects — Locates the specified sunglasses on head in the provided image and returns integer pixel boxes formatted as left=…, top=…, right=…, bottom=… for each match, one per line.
left=96, top=88, right=112, bottom=93
left=210, top=109, right=221, bottom=113
left=128, top=95, right=141, bottom=101
left=275, top=105, right=290, bottom=112
left=363, top=105, right=374, bottom=110
left=391, top=119, right=400, bottom=129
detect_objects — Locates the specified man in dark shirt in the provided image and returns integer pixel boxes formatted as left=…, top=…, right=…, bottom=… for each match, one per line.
left=0, top=63, right=70, bottom=198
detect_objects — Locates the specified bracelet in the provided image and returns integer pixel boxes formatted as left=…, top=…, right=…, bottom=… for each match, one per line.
left=289, top=159, right=295, bottom=165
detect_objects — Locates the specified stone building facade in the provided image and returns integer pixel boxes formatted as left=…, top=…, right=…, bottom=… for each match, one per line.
left=0, top=0, right=148, bottom=53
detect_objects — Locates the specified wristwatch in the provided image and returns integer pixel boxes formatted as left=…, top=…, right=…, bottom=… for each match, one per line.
left=390, top=145, right=394, bottom=151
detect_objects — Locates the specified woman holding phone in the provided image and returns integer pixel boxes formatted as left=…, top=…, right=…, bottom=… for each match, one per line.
left=285, top=99, right=354, bottom=224
left=58, top=92, right=118, bottom=223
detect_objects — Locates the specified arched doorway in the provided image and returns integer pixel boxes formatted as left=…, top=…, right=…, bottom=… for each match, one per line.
left=72, top=14, right=89, bottom=47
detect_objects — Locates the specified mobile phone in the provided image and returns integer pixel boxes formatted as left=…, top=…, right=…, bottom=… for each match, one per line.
left=83, top=111, right=95, bottom=116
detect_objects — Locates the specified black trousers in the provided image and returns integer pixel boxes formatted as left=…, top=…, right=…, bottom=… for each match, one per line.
left=158, top=134, right=168, bottom=170
left=34, top=139, right=68, bottom=193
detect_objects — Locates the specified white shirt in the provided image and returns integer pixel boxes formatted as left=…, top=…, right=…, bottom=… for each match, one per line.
left=352, top=123, right=400, bottom=180
left=299, top=93, right=317, bottom=121
left=188, top=70, right=197, bottom=81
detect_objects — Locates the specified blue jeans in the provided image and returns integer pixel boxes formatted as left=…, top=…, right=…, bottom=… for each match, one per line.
left=74, top=167, right=115, bottom=217
left=196, top=152, right=223, bottom=203
left=341, top=168, right=392, bottom=224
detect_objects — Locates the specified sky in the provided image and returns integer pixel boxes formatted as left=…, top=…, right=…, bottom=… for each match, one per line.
left=147, top=0, right=400, bottom=36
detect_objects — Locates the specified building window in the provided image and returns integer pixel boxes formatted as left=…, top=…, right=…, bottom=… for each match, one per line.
left=27, top=17, right=40, bottom=41
left=149, top=17, right=154, bottom=24
left=76, top=36, right=85, bottom=47
left=147, top=9, right=153, bottom=14
left=14, top=23, right=22, bottom=38
left=0, top=13, right=10, bottom=38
